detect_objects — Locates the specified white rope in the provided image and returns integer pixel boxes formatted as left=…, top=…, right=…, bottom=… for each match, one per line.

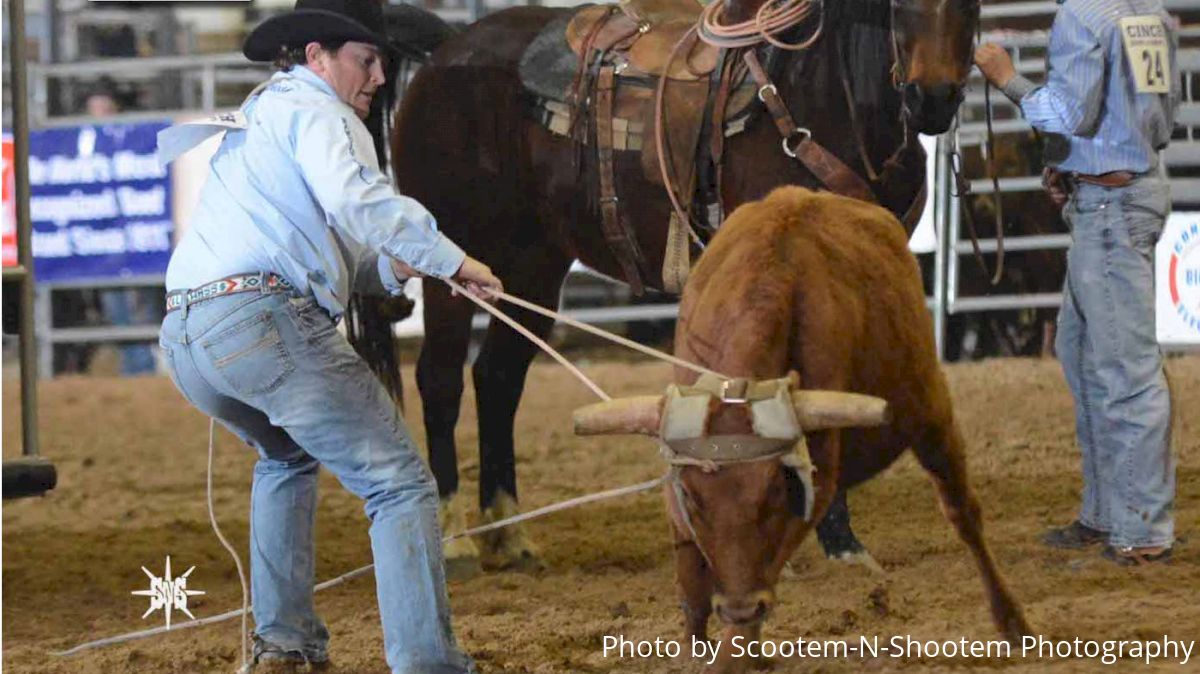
left=50, top=475, right=666, bottom=657
left=492, top=289, right=730, bottom=380
left=205, top=419, right=253, bottom=674
left=447, top=475, right=666, bottom=541
left=443, top=278, right=612, bottom=401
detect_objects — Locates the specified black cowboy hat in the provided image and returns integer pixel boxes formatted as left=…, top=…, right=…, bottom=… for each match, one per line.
left=243, top=0, right=396, bottom=62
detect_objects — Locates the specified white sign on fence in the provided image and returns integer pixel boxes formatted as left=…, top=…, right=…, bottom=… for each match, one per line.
left=1156, top=211, right=1200, bottom=346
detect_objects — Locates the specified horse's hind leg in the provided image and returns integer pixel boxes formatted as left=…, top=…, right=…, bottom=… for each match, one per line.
left=912, top=421, right=1031, bottom=641
left=472, top=252, right=572, bottom=572
left=816, top=489, right=882, bottom=572
left=416, top=277, right=481, bottom=579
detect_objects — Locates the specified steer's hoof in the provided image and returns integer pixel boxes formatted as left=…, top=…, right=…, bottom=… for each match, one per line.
left=439, top=494, right=482, bottom=581
left=480, top=491, right=547, bottom=573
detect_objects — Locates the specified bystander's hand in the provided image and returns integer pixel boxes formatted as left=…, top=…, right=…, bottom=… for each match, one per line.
left=1041, top=167, right=1069, bottom=209
left=974, top=43, right=1017, bottom=88
left=453, top=256, right=503, bottom=302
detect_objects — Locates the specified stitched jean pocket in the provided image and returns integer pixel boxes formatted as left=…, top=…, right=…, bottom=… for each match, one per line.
left=1122, top=182, right=1169, bottom=253
left=201, top=311, right=294, bottom=396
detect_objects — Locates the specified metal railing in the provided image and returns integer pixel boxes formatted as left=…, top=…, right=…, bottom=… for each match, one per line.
left=4, top=0, right=56, bottom=498
left=32, top=275, right=165, bottom=378
left=28, top=52, right=272, bottom=128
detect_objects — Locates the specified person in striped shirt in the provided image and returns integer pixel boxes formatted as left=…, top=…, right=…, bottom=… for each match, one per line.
left=975, top=0, right=1179, bottom=566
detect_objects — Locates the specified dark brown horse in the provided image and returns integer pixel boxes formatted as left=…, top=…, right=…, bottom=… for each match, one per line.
left=386, top=0, right=979, bottom=574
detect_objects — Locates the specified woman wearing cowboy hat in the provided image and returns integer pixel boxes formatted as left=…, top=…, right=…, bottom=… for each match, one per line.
left=158, top=1, right=492, bottom=671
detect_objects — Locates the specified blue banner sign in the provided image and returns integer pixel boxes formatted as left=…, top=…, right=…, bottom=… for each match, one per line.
left=28, top=121, right=172, bottom=282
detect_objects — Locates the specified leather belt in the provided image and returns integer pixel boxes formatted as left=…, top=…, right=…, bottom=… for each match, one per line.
left=166, top=272, right=293, bottom=313
left=1070, top=170, right=1139, bottom=188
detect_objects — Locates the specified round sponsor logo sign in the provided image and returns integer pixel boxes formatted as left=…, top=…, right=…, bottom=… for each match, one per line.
left=1165, top=217, right=1200, bottom=338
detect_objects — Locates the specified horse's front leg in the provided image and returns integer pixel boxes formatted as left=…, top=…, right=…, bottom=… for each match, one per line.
left=471, top=251, right=572, bottom=571
left=417, top=277, right=481, bottom=580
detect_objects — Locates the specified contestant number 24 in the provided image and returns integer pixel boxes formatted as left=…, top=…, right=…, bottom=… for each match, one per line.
left=1120, top=16, right=1171, bottom=94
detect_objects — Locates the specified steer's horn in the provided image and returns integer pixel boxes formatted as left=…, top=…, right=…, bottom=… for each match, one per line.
left=790, top=391, right=891, bottom=429
left=573, top=391, right=891, bottom=436
left=574, top=396, right=663, bottom=436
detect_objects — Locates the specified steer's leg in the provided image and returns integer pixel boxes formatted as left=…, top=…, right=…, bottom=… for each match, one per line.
left=913, top=422, right=1031, bottom=641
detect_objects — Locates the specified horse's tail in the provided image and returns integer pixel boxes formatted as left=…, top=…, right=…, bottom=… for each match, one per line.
left=345, top=7, right=458, bottom=411
left=372, top=4, right=459, bottom=164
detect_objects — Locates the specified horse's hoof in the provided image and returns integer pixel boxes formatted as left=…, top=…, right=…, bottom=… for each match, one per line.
left=440, top=494, right=482, bottom=581
left=444, top=551, right=483, bottom=581
left=482, top=546, right=546, bottom=573
left=480, top=491, right=547, bottom=573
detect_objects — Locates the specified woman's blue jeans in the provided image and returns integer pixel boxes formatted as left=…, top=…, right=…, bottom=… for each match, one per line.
left=1056, top=177, right=1175, bottom=549
left=160, top=290, right=475, bottom=673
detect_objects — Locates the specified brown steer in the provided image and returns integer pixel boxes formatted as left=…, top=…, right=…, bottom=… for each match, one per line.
left=579, top=187, right=1029, bottom=672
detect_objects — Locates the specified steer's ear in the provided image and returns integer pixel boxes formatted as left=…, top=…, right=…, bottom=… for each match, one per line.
left=781, top=465, right=809, bottom=519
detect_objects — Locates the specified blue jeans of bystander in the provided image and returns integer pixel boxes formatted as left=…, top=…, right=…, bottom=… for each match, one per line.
left=1055, top=176, right=1175, bottom=549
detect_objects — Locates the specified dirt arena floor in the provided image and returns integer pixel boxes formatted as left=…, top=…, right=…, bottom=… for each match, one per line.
left=3, top=355, right=1197, bottom=673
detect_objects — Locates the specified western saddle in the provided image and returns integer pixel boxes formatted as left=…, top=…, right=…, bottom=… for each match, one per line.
left=519, top=0, right=883, bottom=294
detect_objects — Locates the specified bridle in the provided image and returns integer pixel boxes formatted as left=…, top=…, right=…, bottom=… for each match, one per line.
left=886, top=0, right=1005, bottom=285
left=888, top=0, right=981, bottom=90
left=836, top=0, right=976, bottom=224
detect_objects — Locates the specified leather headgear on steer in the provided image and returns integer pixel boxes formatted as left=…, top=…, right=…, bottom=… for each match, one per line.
left=658, top=374, right=816, bottom=521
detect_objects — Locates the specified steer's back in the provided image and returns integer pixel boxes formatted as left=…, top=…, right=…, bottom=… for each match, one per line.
left=676, top=187, right=955, bottom=481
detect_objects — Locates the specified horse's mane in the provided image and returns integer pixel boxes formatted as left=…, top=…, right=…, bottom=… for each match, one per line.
left=825, top=0, right=894, bottom=109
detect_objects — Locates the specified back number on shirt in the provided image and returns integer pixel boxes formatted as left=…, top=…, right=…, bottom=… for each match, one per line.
left=1119, top=16, right=1171, bottom=94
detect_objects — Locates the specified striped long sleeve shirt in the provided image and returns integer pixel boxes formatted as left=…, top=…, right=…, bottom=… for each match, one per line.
left=1001, top=0, right=1179, bottom=175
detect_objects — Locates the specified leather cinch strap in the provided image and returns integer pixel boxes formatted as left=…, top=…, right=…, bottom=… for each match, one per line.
left=596, top=65, right=648, bottom=295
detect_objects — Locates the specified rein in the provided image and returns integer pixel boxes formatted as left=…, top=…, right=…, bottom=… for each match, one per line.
left=981, top=77, right=1007, bottom=285
left=951, top=85, right=1007, bottom=286
left=947, top=11, right=1006, bottom=286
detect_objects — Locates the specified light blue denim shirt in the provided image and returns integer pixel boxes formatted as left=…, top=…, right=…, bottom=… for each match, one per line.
left=1001, top=0, right=1179, bottom=174
left=163, top=65, right=465, bottom=319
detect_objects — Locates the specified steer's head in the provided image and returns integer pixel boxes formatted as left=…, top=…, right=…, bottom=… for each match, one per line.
left=575, top=381, right=890, bottom=627
left=668, top=440, right=801, bottom=625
